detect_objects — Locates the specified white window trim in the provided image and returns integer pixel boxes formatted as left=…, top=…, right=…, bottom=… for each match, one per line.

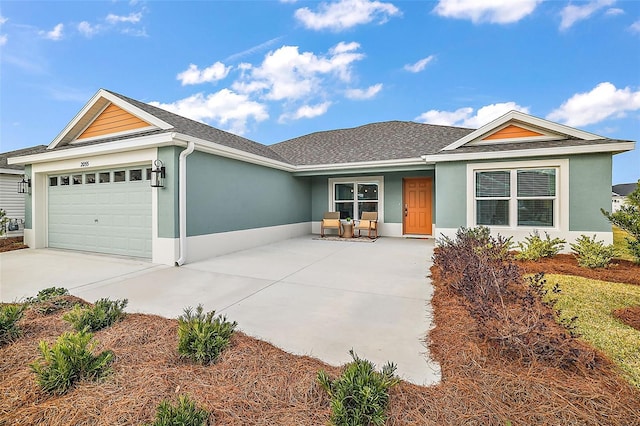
left=466, top=159, right=569, bottom=232
left=328, top=176, right=384, bottom=222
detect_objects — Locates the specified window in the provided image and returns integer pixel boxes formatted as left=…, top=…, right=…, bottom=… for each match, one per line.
left=60, top=176, right=70, bottom=186
left=114, top=170, right=125, bottom=182
left=330, top=177, right=382, bottom=220
left=99, top=172, right=110, bottom=183
left=146, top=168, right=152, bottom=180
left=49, top=177, right=58, bottom=186
left=85, top=173, right=96, bottom=184
left=72, top=175, right=82, bottom=185
left=474, top=167, right=557, bottom=228
left=129, top=169, right=142, bottom=181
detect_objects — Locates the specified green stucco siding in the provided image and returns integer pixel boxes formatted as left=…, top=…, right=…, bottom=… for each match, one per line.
left=157, top=146, right=180, bottom=238
left=435, top=162, right=467, bottom=229
left=569, top=153, right=612, bottom=232
left=24, top=165, right=32, bottom=229
left=185, top=151, right=311, bottom=236
left=311, top=177, right=328, bottom=221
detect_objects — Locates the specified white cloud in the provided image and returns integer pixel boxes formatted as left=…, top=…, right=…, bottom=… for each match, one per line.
left=345, top=83, right=383, bottom=100
left=149, top=89, right=268, bottom=135
left=559, top=0, right=615, bottom=30
left=0, top=16, right=7, bottom=25
left=78, top=21, right=100, bottom=37
left=631, top=20, right=640, bottom=33
left=294, top=0, right=401, bottom=31
left=404, top=55, right=435, bottom=73
left=41, top=23, right=64, bottom=40
left=177, top=62, right=231, bottom=85
left=433, top=0, right=541, bottom=24
left=232, top=42, right=365, bottom=101
left=546, top=82, right=640, bottom=127
left=0, top=34, right=6, bottom=46
left=416, top=102, right=529, bottom=127
left=224, top=36, right=283, bottom=63
left=605, top=8, right=624, bottom=16
left=106, top=12, right=142, bottom=24
left=279, top=102, right=332, bottom=122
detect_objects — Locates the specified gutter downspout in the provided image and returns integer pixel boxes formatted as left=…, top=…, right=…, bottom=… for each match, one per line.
left=176, top=141, right=195, bottom=266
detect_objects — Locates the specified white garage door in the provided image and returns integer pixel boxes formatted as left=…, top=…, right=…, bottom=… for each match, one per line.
left=48, top=167, right=152, bottom=258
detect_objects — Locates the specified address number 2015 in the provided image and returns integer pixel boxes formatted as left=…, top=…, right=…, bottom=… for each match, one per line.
left=80, top=161, right=90, bottom=167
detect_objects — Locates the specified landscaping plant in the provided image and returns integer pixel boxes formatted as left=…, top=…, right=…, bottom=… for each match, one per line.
left=602, top=179, right=640, bottom=263
left=31, top=330, right=113, bottom=394
left=147, top=394, right=209, bottom=426
left=177, top=305, right=237, bottom=365
left=317, top=349, right=399, bottom=426
left=0, top=209, right=8, bottom=236
left=26, top=287, right=75, bottom=314
left=63, top=298, right=128, bottom=332
left=515, top=230, right=566, bottom=261
left=570, top=235, right=617, bottom=268
left=0, top=303, right=26, bottom=345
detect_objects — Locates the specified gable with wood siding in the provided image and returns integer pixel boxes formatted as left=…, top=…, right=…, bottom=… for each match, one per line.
left=78, top=103, right=151, bottom=140
left=482, top=124, right=544, bottom=140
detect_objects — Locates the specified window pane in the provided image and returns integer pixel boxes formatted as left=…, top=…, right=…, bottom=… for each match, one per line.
left=49, top=177, right=58, bottom=186
left=476, top=200, right=509, bottom=225
left=99, top=172, right=110, bottom=183
left=72, top=175, right=82, bottom=185
left=335, top=183, right=354, bottom=201
left=146, top=168, right=152, bottom=180
left=130, top=169, right=142, bottom=181
left=518, top=169, right=555, bottom=197
left=476, top=171, right=510, bottom=197
left=85, top=173, right=96, bottom=184
left=60, top=176, right=70, bottom=186
left=518, top=200, right=554, bottom=227
left=114, top=170, right=125, bottom=182
left=357, top=183, right=378, bottom=200
left=358, top=202, right=378, bottom=215
left=335, top=202, right=354, bottom=219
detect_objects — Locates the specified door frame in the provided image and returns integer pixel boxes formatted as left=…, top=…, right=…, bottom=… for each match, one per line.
left=402, top=177, right=433, bottom=236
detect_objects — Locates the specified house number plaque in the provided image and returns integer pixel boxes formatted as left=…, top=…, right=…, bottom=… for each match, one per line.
left=80, top=161, right=90, bottom=167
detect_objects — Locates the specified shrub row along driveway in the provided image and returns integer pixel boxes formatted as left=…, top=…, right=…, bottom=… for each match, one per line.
left=0, top=236, right=440, bottom=385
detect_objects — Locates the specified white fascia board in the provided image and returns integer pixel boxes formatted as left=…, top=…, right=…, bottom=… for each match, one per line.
left=442, top=110, right=604, bottom=151
left=48, top=89, right=174, bottom=149
left=0, top=168, right=25, bottom=175
left=173, top=133, right=296, bottom=172
left=295, top=157, right=426, bottom=173
left=8, top=132, right=176, bottom=165
left=424, top=141, right=635, bottom=163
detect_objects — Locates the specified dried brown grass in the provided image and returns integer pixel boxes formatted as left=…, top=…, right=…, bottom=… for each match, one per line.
left=1, top=266, right=639, bottom=425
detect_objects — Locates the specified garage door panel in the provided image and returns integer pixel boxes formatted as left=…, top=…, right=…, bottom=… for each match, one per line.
left=48, top=168, right=152, bottom=258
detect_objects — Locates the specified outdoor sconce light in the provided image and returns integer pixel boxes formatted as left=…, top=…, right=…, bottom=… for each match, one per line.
left=17, top=176, right=31, bottom=194
left=150, top=159, right=166, bottom=188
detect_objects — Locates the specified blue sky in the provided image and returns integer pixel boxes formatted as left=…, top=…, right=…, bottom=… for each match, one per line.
left=1, top=0, right=639, bottom=183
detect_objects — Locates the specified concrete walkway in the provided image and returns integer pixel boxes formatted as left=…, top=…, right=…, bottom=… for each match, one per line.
left=0, top=236, right=440, bottom=385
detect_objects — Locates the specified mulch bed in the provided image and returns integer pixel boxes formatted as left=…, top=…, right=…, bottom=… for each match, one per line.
left=518, top=253, right=640, bottom=286
left=0, top=236, right=28, bottom=253
left=613, top=306, right=640, bottom=331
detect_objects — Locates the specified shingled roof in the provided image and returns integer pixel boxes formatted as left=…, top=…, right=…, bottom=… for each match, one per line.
left=270, top=121, right=475, bottom=165
left=442, top=138, right=633, bottom=155
left=0, top=145, right=48, bottom=170
left=612, top=182, right=638, bottom=196
left=102, top=90, right=289, bottom=164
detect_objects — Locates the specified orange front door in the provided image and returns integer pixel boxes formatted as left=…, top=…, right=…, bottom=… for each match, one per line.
left=403, top=178, right=433, bottom=235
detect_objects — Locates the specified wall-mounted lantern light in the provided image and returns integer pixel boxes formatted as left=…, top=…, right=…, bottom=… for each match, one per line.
left=150, top=159, right=166, bottom=188
left=17, top=176, right=31, bottom=194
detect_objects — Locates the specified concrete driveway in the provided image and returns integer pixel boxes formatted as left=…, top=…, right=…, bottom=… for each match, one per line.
left=0, top=236, right=440, bottom=385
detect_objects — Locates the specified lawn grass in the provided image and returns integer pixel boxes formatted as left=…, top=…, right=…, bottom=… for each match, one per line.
left=613, top=225, right=635, bottom=261
left=545, top=274, right=640, bottom=388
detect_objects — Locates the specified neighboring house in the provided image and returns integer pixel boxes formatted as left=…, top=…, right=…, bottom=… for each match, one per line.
left=0, top=146, right=47, bottom=236
left=8, top=89, right=635, bottom=265
left=612, top=182, right=638, bottom=213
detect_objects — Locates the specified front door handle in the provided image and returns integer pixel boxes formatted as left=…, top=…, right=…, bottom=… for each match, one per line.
left=404, top=204, right=408, bottom=217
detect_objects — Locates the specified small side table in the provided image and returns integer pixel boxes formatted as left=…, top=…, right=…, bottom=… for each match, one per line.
left=341, top=221, right=354, bottom=238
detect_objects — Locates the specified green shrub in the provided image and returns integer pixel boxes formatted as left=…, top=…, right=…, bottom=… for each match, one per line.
left=515, top=231, right=566, bottom=261
left=437, top=226, right=514, bottom=261
left=570, top=235, right=617, bottom=268
left=63, top=298, right=128, bottom=332
left=147, top=395, right=209, bottom=426
left=0, top=304, right=26, bottom=345
left=26, top=287, right=75, bottom=314
left=317, top=350, right=400, bottom=426
left=31, top=330, right=113, bottom=394
left=177, top=305, right=237, bottom=365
